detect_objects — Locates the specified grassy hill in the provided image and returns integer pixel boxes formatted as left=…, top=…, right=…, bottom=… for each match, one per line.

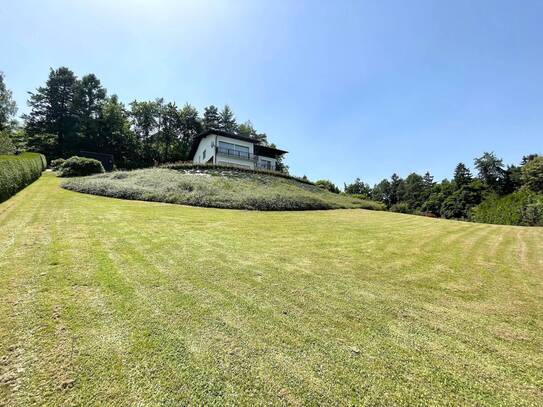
left=61, top=167, right=384, bottom=211
left=1, top=173, right=542, bottom=405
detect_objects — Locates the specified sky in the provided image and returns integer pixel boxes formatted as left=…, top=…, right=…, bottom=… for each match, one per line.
left=1, top=0, right=542, bottom=186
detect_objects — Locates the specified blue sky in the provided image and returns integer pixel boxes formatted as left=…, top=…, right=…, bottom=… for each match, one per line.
left=1, top=0, right=542, bottom=186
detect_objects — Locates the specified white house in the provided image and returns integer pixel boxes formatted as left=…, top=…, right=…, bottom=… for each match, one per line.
left=189, top=129, right=287, bottom=171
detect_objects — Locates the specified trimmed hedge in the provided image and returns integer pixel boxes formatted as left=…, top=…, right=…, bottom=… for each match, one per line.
left=0, top=152, right=47, bottom=203
left=58, top=156, right=105, bottom=177
left=469, top=191, right=543, bottom=226
left=162, top=161, right=315, bottom=185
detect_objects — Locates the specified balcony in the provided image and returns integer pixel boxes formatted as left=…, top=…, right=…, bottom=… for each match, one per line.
left=216, top=147, right=257, bottom=161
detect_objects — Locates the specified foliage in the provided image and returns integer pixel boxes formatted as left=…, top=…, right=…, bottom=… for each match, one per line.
left=390, top=202, right=412, bottom=214
left=57, top=156, right=105, bottom=177
left=203, top=105, right=220, bottom=130
left=315, top=179, right=340, bottom=193
left=474, top=152, right=505, bottom=193
left=344, top=178, right=371, bottom=197
left=218, top=105, right=237, bottom=133
left=0, top=131, right=15, bottom=154
left=470, top=191, right=543, bottom=226
left=61, top=168, right=382, bottom=211
left=440, top=180, right=486, bottom=219
left=0, top=152, right=46, bottom=202
left=50, top=158, right=66, bottom=170
left=453, top=162, right=472, bottom=187
left=521, top=155, right=543, bottom=193
left=0, top=72, right=17, bottom=131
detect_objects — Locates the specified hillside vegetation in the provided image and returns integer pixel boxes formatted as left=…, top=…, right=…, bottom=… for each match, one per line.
left=1, top=173, right=542, bottom=405
left=61, top=168, right=384, bottom=211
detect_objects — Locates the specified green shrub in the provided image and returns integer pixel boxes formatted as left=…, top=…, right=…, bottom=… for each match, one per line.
left=0, top=131, right=15, bottom=154
left=521, top=156, right=543, bottom=193
left=390, top=202, right=412, bottom=214
left=469, top=191, right=543, bottom=226
left=0, top=152, right=47, bottom=203
left=50, top=158, right=66, bottom=171
left=58, top=156, right=105, bottom=177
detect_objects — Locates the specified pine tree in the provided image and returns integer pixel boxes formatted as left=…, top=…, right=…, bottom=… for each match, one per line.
left=24, top=67, right=79, bottom=157
left=203, top=105, right=220, bottom=130
left=218, top=105, right=237, bottom=133
left=453, top=163, right=472, bottom=188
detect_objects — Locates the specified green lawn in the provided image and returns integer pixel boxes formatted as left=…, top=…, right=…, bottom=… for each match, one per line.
left=1, top=173, right=542, bottom=406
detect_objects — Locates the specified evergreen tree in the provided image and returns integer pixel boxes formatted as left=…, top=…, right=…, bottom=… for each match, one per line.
left=453, top=162, right=473, bottom=188
left=474, top=152, right=505, bottom=193
left=219, top=105, right=237, bottom=133
left=73, top=73, right=107, bottom=151
left=179, top=103, right=202, bottom=157
left=0, top=72, right=17, bottom=132
left=24, top=67, right=79, bottom=157
left=203, top=105, right=220, bottom=130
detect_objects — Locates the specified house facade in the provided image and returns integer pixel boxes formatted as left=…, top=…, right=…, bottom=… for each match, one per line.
left=189, top=129, right=287, bottom=171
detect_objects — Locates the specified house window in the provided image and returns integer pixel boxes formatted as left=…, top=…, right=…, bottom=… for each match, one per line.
left=218, top=141, right=250, bottom=158
left=260, top=159, right=272, bottom=170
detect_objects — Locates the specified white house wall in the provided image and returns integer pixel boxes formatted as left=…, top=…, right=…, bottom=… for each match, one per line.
left=193, top=133, right=279, bottom=170
left=193, top=135, right=215, bottom=164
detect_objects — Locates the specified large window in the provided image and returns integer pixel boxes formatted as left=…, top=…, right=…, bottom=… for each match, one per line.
left=218, top=141, right=250, bottom=158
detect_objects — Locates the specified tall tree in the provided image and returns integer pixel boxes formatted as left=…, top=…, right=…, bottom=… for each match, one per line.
left=203, top=105, right=220, bottom=130
left=98, top=95, right=140, bottom=168
left=453, top=162, right=473, bottom=188
left=474, top=152, right=505, bottom=193
left=372, top=179, right=392, bottom=207
left=238, top=120, right=268, bottom=144
left=179, top=103, right=202, bottom=158
left=344, top=178, right=371, bottom=196
left=389, top=173, right=404, bottom=205
left=74, top=73, right=107, bottom=151
left=24, top=67, right=79, bottom=157
left=0, top=72, right=17, bottom=131
left=521, top=156, right=543, bottom=193
left=402, top=173, right=426, bottom=210
left=219, top=105, right=237, bottom=133
left=159, top=102, right=182, bottom=163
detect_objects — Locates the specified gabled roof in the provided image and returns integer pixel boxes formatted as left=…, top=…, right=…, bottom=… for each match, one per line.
left=188, top=129, right=288, bottom=159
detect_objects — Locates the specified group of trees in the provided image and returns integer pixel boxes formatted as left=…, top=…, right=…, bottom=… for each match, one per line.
left=343, top=152, right=543, bottom=219
left=1, top=67, right=285, bottom=171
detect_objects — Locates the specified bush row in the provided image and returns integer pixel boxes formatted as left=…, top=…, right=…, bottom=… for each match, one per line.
left=0, top=153, right=47, bottom=203
left=469, top=191, right=543, bottom=226
left=161, top=161, right=314, bottom=185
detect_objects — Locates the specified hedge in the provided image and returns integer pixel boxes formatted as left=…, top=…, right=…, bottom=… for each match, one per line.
left=0, top=153, right=47, bottom=203
left=162, top=161, right=314, bottom=185
left=469, top=191, right=543, bottom=226
left=57, top=156, right=105, bottom=177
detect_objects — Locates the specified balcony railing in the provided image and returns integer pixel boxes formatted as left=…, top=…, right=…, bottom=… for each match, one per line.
left=216, top=147, right=257, bottom=161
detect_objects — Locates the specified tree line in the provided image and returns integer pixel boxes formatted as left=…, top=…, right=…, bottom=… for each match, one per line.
left=342, top=152, right=543, bottom=219
left=0, top=68, right=285, bottom=170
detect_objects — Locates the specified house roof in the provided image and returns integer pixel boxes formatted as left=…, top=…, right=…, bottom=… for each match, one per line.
left=188, top=129, right=287, bottom=159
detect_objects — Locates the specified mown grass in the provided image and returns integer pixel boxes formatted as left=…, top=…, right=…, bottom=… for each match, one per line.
left=61, top=168, right=384, bottom=211
left=1, top=173, right=542, bottom=405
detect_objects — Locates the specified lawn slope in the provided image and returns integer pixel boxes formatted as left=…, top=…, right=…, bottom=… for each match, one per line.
left=61, top=167, right=383, bottom=210
left=1, top=173, right=542, bottom=405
